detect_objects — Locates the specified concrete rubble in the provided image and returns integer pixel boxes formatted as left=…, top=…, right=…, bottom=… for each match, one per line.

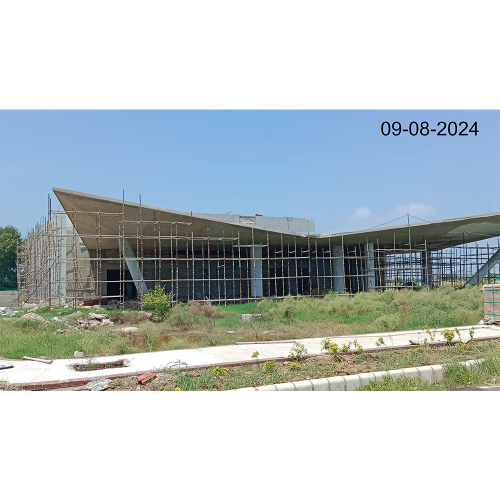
left=242, top=313, right=263, bottom=321
left=114, top=327, right=139, bottom=336
left=0, top=307, right=17, bottom=317
left=20, top=312, right=50, bottom=324
left=85, top=379, right=110, bottom=391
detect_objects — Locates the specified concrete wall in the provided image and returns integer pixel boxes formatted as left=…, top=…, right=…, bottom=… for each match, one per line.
left=192, top=213, right=315, bottom=234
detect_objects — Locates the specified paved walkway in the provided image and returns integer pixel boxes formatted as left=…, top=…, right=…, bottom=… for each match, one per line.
left=1, top=324, right=499, bottom=385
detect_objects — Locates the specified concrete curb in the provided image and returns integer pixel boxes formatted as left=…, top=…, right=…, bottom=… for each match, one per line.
left=231, top=359, right=485, bottom=391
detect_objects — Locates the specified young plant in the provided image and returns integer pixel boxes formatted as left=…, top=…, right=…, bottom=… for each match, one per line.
left=375, top=336, right=386, bottom=347
left=263, top=360, right=277, bottom=373
left=469, top=327, right=475, bottom=341
left=211, top=366, right=229, bottom=377
left=443, top=329, right=455, bottom=344
left=251, top=351, right=260, bottom=358
left=142, top=284, right=173, bottom=321
left=288, top=341, right=308, bottom=362
left=340, top=342, right=353, bottom=353
left=289, top=362, right=301, bottom=371
left=320, top=339, right=340, bottom=360
left=352, top=340, right=364, bottom=360
left=426, top=329, right=436, bottom=342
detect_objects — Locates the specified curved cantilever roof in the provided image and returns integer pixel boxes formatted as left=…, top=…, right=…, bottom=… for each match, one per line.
left=53, top=187, right=500, bottom=251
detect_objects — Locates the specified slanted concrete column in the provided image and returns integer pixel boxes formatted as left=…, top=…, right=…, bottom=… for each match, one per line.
left=250, top=246, right=263, bottom=298
left=332, top=245, right=345, bottom=293
left=466, top=248, right=500, bottom=286
left=121, top=239, right=148, bottom=296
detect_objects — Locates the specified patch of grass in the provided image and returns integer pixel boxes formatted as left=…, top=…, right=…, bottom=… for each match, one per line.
left=442, top=354, right=500, bottom=389
left=359, top=376, right=442, bottom=391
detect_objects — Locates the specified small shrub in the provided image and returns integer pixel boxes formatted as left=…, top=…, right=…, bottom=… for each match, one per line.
left=142, top=285, right=173, bottom=321
left=263, top=360, right=277, bottom=373
left=289, top=362, right=301, bottom=371
left=288, top=341, right=308, bottom=362
left=340, top=342, right=352, bottom=353
left=469, top=327, right=475, bottom=341
left=320, top=339, right=339, bottom=360
left=251, top=351, right=260, bottom=358
left=443, top=329, right=455, bottom=344
left=211, top=365, right=229, bottom=376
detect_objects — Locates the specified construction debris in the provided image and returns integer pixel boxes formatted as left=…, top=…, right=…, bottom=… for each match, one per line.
left=242, top=313, right=263, bottom=321
left=114, top=326, right=139, bottom=336
left=88, top=312, right=109, bottom=321
left=0, top=364, right=14, bottom=370
left=85, top=379, right=110, bottom=391
left=0, top=307, right=17, bottom=317
left=22, top=356, right=53, bottom=364
left=77, top=319, right=101, bottom=330
left=20, top=312, right=50, bottom=324
left=137, top=371, right=156, bottom=384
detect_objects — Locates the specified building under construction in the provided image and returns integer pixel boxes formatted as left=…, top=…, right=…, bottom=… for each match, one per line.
left=15, top=188, right=500, bottom=309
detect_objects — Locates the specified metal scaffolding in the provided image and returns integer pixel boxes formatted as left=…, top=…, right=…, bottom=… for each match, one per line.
left=15, top=194, right=500, bottom=312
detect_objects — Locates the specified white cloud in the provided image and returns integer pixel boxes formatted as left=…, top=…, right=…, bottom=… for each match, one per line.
left=349, top=206, right=372, bottom=220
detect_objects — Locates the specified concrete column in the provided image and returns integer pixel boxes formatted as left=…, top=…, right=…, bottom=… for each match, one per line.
left=367, top=243, right=376, bottom=292
left=121, top=239, right=148, bottom=296
left=332, top=245, right=345, bottom=293
left=250, top=246, right=263, bottom=298
left=422, top=248, right=433, bottom=288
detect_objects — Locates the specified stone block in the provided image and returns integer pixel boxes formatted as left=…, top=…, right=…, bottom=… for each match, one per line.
left=358, top=372, right=376, bottom=387
left=402, top=367, right=420, bottom=379
left=416, top=365, right=433, bottom=383
left=326, top=376, right=345, bottom=391
left=256, top=384, right=277, bottom=391
left=344, top=374, right=361, bottom=391
left=274, top=382, right=296, bottom=391
left=293, top=380, right=314, bottom=391
left=310, top=378, right=330, bottom=391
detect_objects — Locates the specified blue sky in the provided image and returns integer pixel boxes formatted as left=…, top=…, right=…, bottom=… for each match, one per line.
left=0, top=110, right=498, bottom=236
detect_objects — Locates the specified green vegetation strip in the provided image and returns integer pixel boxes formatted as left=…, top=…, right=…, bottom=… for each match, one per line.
left=0, top=286, right=487, bottom=360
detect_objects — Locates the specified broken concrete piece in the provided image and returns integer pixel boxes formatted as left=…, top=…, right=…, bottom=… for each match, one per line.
left=137, top=371, right=156, bottom=384
left=123, top=359, right=132, bottom=367
left=74, top=351, right=85, bottom=358
left=114, top=326, right=139, bottom=336
left=0, top=307, right=17, bottom=317
left=21, top=313, right=50, bottom=324
left=22, top=356, right=53, bottom=364
left=242, top=313, right=263, bottom=321
left=88, top=313, right=110, bottom=321
left=85, top=379, right=110, bottom=391
left=77, top=319, right=101, bottom=330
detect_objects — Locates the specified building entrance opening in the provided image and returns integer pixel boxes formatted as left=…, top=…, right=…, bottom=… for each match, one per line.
left=107, top=269, right=137, bottom=300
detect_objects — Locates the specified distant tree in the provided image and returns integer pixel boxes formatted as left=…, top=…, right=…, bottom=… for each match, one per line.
left=0, top=226, right=22, bottom=289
